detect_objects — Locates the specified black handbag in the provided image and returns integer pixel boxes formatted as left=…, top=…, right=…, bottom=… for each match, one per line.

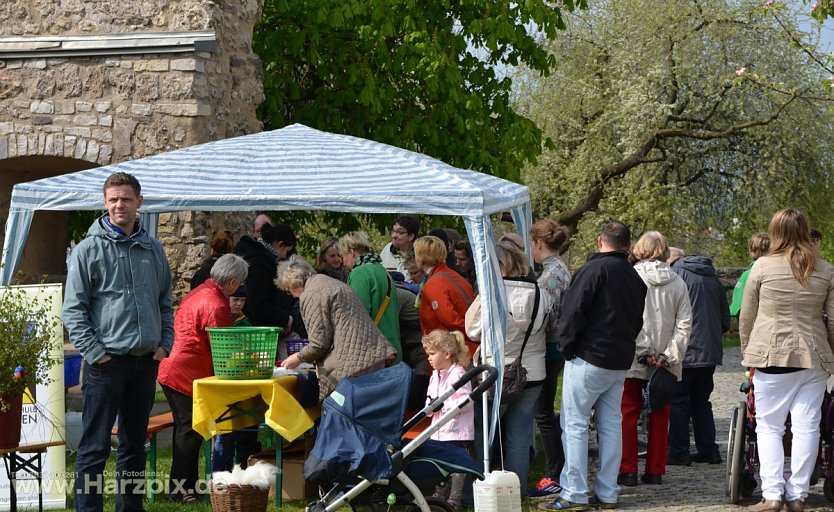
left=642, top=366, right=677, bottom=412
left=500, top=283, right=540, bottom=404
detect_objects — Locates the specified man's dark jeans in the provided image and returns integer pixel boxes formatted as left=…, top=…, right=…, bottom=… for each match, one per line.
left=74, top=354, right=158, bottom=512
left=535, top=358, right=566, bottom=478
left=668, top=365, right=719, bottom=458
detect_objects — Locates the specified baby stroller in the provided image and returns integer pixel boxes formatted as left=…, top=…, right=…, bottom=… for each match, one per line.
left=726, top=368, right=834, bottom=503
left=304, top=362, right=498, bottom=512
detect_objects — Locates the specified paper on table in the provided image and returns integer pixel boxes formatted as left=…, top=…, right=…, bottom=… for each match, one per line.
left=272, top=363, right=314, bottom=377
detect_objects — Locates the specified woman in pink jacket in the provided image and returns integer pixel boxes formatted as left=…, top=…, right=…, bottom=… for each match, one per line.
left=157, top=254, right=248, bottom=503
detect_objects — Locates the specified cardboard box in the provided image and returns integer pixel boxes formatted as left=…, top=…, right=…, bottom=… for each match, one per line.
left=280, top=454, right=316, bottom=501
left=251, top=433, right=317, bottom=501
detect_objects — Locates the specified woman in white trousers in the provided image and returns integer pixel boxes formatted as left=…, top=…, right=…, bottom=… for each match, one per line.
left=740, top=208, right=834, bottom=512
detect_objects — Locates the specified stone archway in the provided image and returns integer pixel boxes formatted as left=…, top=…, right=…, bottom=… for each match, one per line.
left=0, top=156, right=98, bottom=282
left=0, top=1, right=266, bottom=294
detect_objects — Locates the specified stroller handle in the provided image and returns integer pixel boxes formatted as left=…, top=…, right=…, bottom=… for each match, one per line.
left=468, top=364, right=499, bottom=399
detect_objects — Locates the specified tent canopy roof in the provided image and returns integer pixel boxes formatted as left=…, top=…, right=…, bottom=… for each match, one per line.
left=10, top=124, right=529, bottom=217
left=1, top=122, right=529, bottom=455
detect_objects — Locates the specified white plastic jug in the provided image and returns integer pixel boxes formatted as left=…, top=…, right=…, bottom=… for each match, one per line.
left=473, top=470, right=521, bottom=512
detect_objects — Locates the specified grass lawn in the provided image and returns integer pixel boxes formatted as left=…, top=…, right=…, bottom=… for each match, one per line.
left=47, top=335, right=740, bottom=510
left=56, top=448, right=309, bottom=512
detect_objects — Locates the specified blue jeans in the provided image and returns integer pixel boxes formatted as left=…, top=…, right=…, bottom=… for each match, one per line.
left=74, top=354, right=158, bottom=512
left=212, top=430, right=262, bottom=472
left=668, top=366, right=718, bottom=458
left=559, top=357, right=625, bottom=504
left=473, top=383, right=541, bottom=493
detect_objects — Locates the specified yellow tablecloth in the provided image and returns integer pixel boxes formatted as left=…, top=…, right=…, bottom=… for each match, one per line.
left=192, top=373, right=319, bottom=442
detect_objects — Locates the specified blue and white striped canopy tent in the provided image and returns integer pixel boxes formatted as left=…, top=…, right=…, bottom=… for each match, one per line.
left=0, top=123, right=533, bottom=458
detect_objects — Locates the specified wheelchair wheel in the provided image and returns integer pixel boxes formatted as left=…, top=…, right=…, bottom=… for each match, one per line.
left=740, top=471, right=757, bottom=498
left=825, top=478, right=834, bottom=503
left=726, top=402, right=748, bottom=503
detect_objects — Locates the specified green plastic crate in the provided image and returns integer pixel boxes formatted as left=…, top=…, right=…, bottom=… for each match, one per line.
left=208, top=326, right=282, bottom=380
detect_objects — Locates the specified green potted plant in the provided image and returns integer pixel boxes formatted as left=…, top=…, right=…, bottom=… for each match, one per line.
left=0, top=284, right=63, bottom=449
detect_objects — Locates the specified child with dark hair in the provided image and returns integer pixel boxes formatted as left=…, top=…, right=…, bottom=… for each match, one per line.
left=212, top=285, right=260, bottom=472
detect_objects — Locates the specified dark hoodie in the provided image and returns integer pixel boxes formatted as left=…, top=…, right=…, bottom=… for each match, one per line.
left=671, top=256, right=730, bottom=367
left=233, top=235, right=293, bottom=330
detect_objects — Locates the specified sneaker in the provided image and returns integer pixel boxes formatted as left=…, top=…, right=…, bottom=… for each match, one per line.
left=589, top=494, right=618, bottom=510
left=529, top=476, right=563, bottom=498
left=539, top=498, right=590, bottom=511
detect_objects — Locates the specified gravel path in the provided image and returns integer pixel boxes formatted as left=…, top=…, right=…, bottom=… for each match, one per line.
left=607, top=347, right=833, bottom=511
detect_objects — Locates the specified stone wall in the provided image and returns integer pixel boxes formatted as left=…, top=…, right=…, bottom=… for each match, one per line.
left=0, top=0, right=266, bottom=298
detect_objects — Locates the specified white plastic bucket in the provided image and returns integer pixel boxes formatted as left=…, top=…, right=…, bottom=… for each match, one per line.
left=473, top=470, right=521, bottom=512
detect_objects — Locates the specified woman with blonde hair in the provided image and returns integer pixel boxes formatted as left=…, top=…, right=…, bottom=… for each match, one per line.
left=618, top=231, right=691, bottom=487
left=465, top=239, right=552, bottom=494
left=339, top=231, right=402, bottom=363
left=314, top=236, right=347, bottom=282
left=413, top=236, right=476, bottom=358
left=740, top=208, right=834, bottom=512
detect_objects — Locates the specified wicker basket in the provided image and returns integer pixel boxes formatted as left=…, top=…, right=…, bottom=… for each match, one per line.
left=285, top=338, right=310, bottom=356
left=208, top=327, right=282, bottom=380
left=209, top=483, right=268, bottom=512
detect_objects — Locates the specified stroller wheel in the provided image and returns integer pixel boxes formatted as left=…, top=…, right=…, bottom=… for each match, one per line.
left=405, top=497, right=456, bottom=512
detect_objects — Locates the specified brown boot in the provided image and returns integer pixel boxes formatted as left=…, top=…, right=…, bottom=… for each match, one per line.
left=748, top=499, right=783, bottom=512
left=785, top=500, right=804, bottom=512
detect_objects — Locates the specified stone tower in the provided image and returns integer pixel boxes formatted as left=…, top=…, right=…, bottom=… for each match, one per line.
left=0, top=0, right=265, bottom=297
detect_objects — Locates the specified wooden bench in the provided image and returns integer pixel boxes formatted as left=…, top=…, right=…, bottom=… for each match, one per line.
left=111, top=412, right=211, bottom=502
left=112, top=412, right=173, bottom=502
left=0, top=440, right=66, bottom=512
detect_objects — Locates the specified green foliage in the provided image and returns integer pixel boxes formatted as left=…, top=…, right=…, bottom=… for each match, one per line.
left=254, top=0, right=584, bottom=182
left=67, top=211, right=102, bottom=245
left=0, top=285, right=62, bottom=411
left=263, top=211, right=466, bottom=261
left=516, top=0, right=834, bottom=265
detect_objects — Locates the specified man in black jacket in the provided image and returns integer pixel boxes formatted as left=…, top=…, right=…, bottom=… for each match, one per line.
left=540, top=221, right=647, bottom=511
left=667, top=249, right=731, bottom=466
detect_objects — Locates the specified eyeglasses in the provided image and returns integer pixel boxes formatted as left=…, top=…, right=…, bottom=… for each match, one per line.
left=392, top=229, right=409, bottom=235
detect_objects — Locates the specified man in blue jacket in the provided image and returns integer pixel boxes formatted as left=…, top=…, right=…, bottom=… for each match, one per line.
left=667, top=248, right=730, bottom=466
left=63, top=172, right=174, bottom=512
left=539, top=221, right=646, bottom=511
